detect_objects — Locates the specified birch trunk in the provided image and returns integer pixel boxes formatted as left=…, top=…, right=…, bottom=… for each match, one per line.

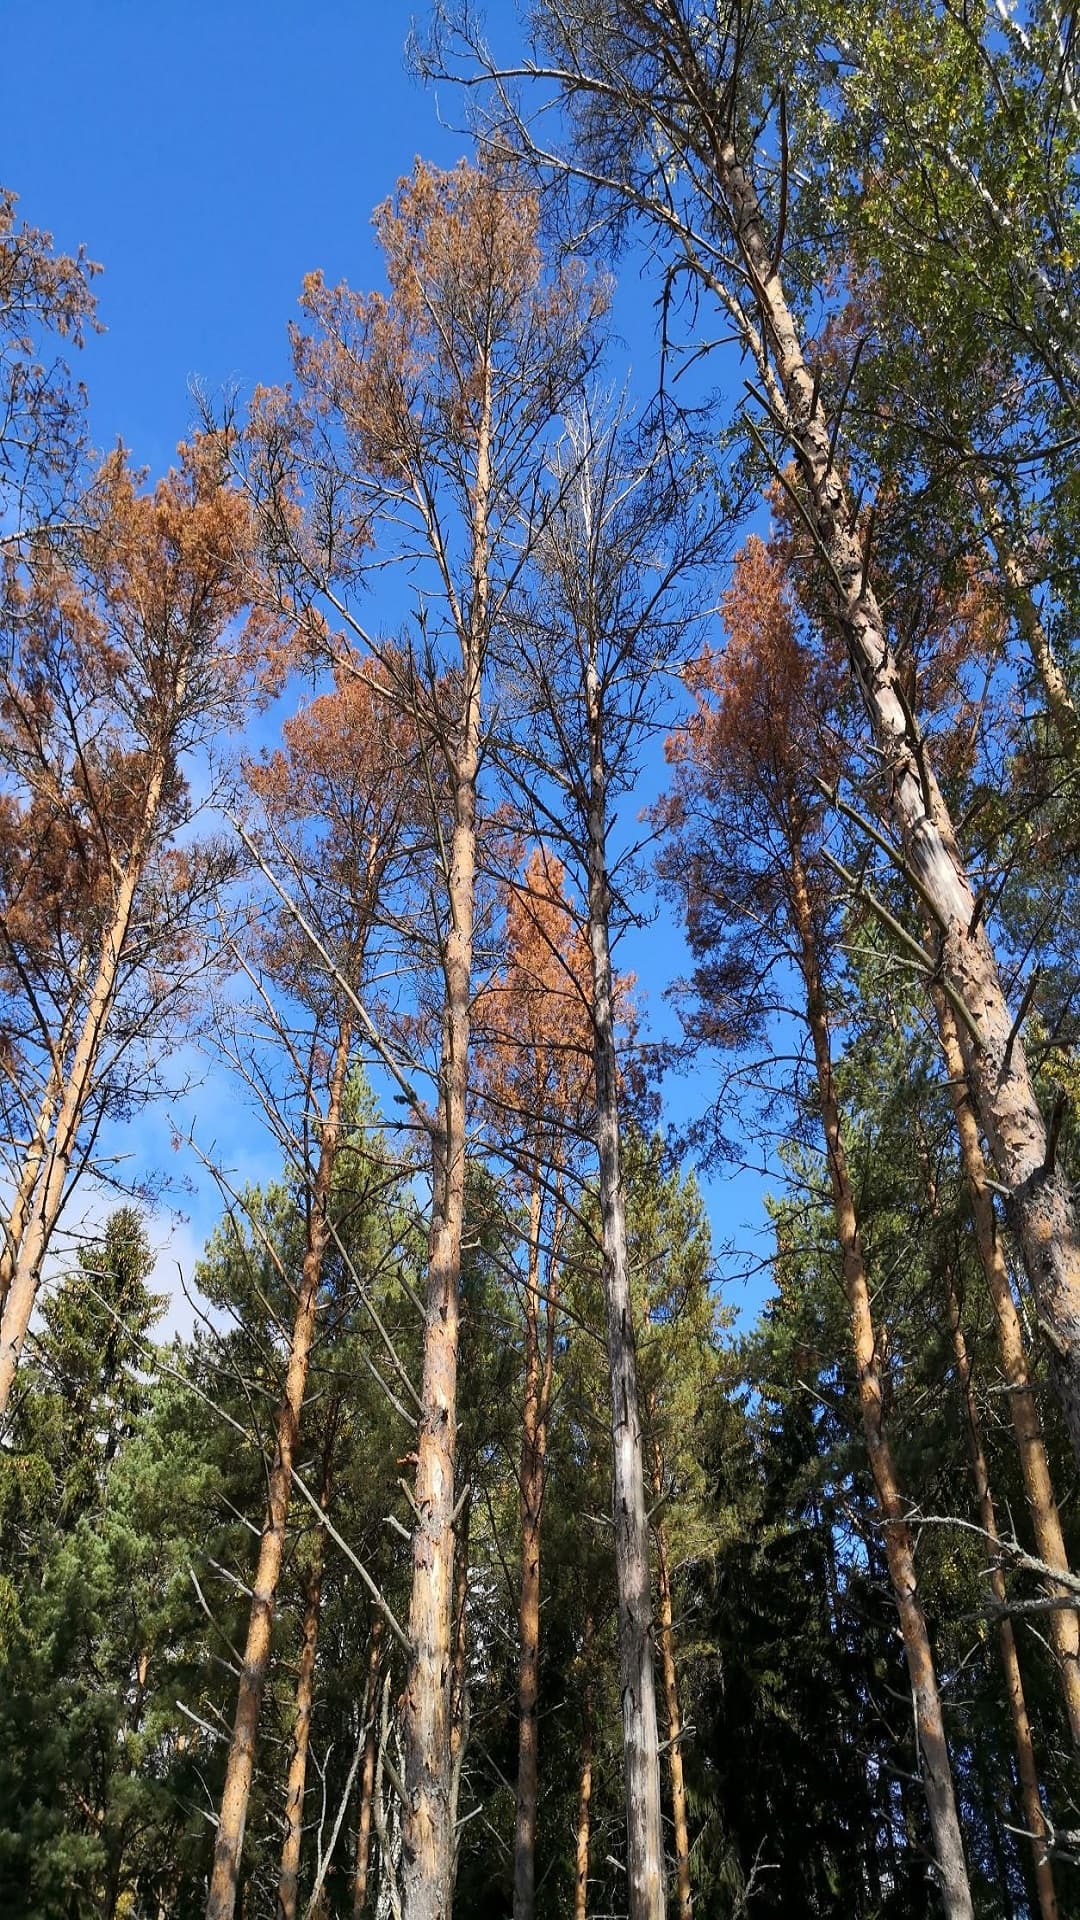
left=649, top=1435, right=692, bottom=1920
left=789, top=849, right=974, bottom=1919
left=206, top=1016, right=352, bottom=1920
left=353, top=1617, right=385, bottom=1917
left=944, top=1273, right=1058, bottom=1920
left=584, top=685, right=664, bottom=1920
left=711, top=133, right=1080, bottom=1463
left=400, top=362, right=489, bottom=1920
left=934, top=994, right=1080, bottom=1743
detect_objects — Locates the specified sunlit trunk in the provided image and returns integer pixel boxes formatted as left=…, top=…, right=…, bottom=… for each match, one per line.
left=206, top=1016, right=352, bottom=1920
left=400, top=361, right=490, bottom=1920
left=277, top=1427, right=336, bottom=1920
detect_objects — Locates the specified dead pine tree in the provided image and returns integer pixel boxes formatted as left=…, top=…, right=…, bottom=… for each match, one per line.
left=658, top=536, right=975, bottom=1918
left=428, top=0, right=1080, bottom=1472
left=205, top=671, right=420, bottom=1920
left=493, top=396, right=722, bottom=1920
left=243, top=155, right=604, bottom=1920
left=0, top=439, right=268, bottom=1420
left=473, top=848, right=594, bottom=1920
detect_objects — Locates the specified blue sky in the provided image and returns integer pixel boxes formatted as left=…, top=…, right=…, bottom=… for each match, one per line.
left=4, top=1, right=774, bottom=1324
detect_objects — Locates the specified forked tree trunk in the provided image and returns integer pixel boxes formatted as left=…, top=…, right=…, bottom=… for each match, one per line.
left=934, top=994, right=1080, bottom=1742
left=943, top=1272, right=1058, bottom=1920
left=277, top=1425, right=336, bottom=1920
left=789, top=850, right=974, bottom=1919
left=514, top=1171, right=558, bottom=1920
left=352, top=1617, right=385, bottom=1917
left=573, top=1614, right=595, bottom=1920
left=708, top=127, right=1080, bottom=1463
left=400, top=375, right=488, bottom=1920
left=649, top=1434, right=692, bottom=1920
left=584, top=708, right=664, bottom=1920
left=0, top=745, right=172, bottom=1420
left=206, top=1015, right=352, bottom=1920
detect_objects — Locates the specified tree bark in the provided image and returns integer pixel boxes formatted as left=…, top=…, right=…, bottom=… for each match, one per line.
left=400, top=364, right=489, bottom=1920
left=352, top=1617, right=385, bottom=1917
left=449, top=1477, right=471, bottom=1847
left=943, top=1271, right=1058, bottom=1920
left=706, top=121, right=1080, bottom=1464
left=584, top=687, right=665, bottom=1920
left=277, top=1424, right=336, bottom=1920
left=0, top=1058, right=63, bottom=1317
left=206, top=1015, right=352, bottom=1920
left=649, top=1435, right=692, bottom=1920
left=789, top=849, right=974, bottom=1919
left=934, top=993, right=1080, bottom=1744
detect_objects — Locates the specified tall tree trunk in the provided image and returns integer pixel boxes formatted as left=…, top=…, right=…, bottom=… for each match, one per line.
left=0, top=1058, right=63, bottom=1317
left=400, top=366, right=489, bottom=1920
left=788, top=848, right=974, bottom=1919
left=206, top=1015, right=352, bottom=1920
left=943, top=1271, right=1058, bottom=1920
left=573, top=1614, right=595, bottom=1920
left=277, top=1423, right=337, bottom=1920
left=648, top=1433, right=692, bottom=1920
left=352, top=1617, right=385, bottom=1918
left=584, top=693, right=664, bottom=1920
left=514, top=1170, right=557, bottom=1920
left=934, top=993, right=1080, bottom=1743
left=449, top=1476, right=471, bottom=1847
left=706, top=124, right=1080, bottom=1462
left=0, top=746, right=171, bottom=1419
